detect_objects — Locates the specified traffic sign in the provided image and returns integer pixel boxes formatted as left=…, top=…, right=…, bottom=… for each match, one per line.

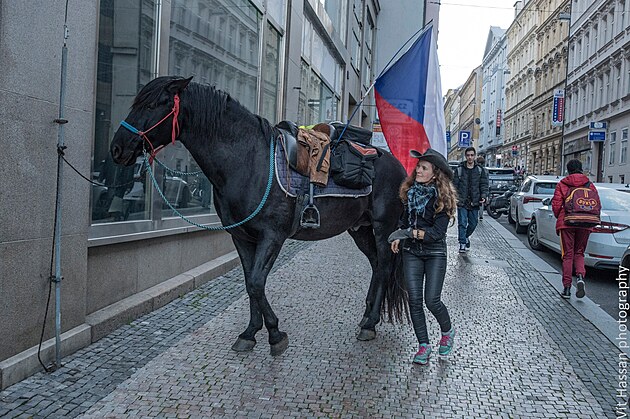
left=589, top=131, right=606, bottom=141
left=458, top=131, right=471, bottom=148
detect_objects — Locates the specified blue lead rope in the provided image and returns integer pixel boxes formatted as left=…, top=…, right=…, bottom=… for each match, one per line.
left=143, top=137, right=275, bottom=231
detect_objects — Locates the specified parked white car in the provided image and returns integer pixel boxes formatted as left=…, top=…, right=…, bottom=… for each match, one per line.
left=527, top=184, right=630, bottom=270
left=509, top=175, right=562, bottom=234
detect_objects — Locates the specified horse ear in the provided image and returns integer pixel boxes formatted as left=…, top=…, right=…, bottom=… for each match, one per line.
left=167, top=76, right=193, bottom=94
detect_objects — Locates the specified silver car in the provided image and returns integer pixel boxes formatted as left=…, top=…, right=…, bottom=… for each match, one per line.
left=527, top=185, right=630, bottom=270
left=509, top=175, right=562, bottom=234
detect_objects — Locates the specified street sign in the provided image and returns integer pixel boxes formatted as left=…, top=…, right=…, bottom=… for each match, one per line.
left=446, top=131, right=451, bottom=147
left=589, top=130, right=606, bottom=141
left=458, top=130, right=471, bottom=148
left=552, top=89, right=564, bottom=127
left=590, top=121, right=608, bottom=129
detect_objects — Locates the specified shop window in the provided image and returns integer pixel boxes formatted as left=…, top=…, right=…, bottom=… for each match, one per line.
left=92, top=0, right=156, bottom=225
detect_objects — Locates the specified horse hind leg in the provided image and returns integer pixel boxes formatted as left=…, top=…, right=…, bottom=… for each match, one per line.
left=348, top=226, right=379, bottom=341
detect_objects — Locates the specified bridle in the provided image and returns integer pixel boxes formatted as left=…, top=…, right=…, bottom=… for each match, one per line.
left=120, top=94, right=181, bottom=163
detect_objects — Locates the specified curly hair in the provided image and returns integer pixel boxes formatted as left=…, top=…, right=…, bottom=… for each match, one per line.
left=399, top=164, right=458, bottom=221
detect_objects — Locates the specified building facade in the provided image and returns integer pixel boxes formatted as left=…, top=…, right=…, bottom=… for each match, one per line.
left=504, top=0, right=538, bottom=170
left=564, top=0, right=630, bottom=182
left=528, top=0, right=570, bottom=176
left=444, top=88, right=460, bottom=160
left=478, top=27, right=508, bottom=168
left=0, top=0, right=429, bottom=389
left=456, top=67, right=482, bottom=158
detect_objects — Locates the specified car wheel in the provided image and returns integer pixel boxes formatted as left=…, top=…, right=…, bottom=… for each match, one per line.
left=623, top=254, right=630, bottom=271
left=508, top=207, right=516, bottom=224
left=527, top=218, right=545, bottom=251
left=515, top=209, right=527, bottom=234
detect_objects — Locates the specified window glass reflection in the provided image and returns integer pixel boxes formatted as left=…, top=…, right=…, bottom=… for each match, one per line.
left=92, top=0, right=156, bottom=224
left=167, top=0, right=262, bottom=218
left=261, top=22, right=281, bottom=123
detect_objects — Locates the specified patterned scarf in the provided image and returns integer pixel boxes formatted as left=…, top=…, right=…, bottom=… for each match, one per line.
left=407, top=182, right=437, bottom=225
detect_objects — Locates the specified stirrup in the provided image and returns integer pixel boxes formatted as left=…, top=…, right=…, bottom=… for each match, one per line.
left=300, top=205, right=320, bottom=228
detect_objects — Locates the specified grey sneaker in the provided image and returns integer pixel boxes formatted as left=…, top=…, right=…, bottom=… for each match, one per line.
left=459, top=243, right=467, bottom=253
left=576, top=275, right=586, bottom=298
left=561, top=287, right=571, bottom=299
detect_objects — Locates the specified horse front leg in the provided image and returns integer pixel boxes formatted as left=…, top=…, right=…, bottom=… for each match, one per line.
left=248, top=237, right=288, bottom=356
left=231, top=238, right=263, bottom=352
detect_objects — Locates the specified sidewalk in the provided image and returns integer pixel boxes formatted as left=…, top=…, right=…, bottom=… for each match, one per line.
left=0, top=219, right=625, bottom=418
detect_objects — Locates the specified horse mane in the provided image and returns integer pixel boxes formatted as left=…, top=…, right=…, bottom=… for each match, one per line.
left=133, top=76, right=275, bottom=143
left=185, top=82, right=275, bottom=142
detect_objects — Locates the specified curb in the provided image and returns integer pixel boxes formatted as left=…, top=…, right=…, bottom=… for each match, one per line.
left=484, top=216, right=628, bottom=357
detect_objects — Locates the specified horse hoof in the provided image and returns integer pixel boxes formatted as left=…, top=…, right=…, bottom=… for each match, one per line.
left=357, top=328, right=376, bottom=341
left=358, top=316, right=369, bottom=328
left=231, top=337, right=256, bottom=352
left=270, top=332, right=289, bottom=356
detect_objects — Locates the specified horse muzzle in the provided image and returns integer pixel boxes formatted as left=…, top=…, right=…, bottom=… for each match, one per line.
left=110, top=140, right=141, bottom=166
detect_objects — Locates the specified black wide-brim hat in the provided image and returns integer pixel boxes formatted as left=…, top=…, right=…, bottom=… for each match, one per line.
left=410, top=148, right=453, bottom=179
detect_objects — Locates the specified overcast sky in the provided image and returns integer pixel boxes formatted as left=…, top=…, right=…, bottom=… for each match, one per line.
left=437, top=0, right=516, bottom=93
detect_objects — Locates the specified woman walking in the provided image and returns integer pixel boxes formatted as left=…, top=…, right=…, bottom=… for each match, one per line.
left=389, top=148, right=458, bottom=365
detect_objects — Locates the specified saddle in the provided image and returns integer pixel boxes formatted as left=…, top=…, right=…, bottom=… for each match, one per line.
left=276, top=121, right=333, bottom=187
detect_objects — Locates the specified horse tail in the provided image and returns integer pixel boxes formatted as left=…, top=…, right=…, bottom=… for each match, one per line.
left=381, top=251, right=409, bottom=323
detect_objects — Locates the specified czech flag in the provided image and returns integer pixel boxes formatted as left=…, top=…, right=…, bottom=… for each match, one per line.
left=375, top=24, right=447, bottom=173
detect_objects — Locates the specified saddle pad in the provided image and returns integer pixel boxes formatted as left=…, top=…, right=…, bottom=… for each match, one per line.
left=275, top=139, right=372, bottom=198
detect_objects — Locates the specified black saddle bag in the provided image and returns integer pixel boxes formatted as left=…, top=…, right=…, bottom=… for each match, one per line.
left=330, top=140, right=380, bottom=188
left=331, top=122, right=373, bottom=145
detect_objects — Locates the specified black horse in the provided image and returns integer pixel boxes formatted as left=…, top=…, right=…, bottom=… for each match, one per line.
left=110, top=76, right=407, bottom=356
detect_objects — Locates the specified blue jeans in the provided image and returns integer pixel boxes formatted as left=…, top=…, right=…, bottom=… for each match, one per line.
left=458, top=207, right=479, bottom=244
left=402, top=251, right=451, bottom=344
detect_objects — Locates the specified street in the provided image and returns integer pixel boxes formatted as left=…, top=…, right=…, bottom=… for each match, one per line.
left=493, top=213, right=619, bottom=318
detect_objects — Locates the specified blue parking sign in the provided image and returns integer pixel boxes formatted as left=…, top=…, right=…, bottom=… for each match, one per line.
left=458, top=131, right=471, bottom=148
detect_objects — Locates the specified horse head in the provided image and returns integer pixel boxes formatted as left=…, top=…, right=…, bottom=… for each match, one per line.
left=110, top=76, right=193, bottom=166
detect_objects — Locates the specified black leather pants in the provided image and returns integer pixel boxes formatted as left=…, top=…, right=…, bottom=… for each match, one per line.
left=402, top=242, right=451, bottom=344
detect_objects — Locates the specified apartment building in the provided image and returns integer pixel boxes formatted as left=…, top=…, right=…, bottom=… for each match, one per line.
left=527, top=0, right=570, bottom=175
left=0, top=0, right=430, bottom=389
left=455, top=66, right=482, bottom=160
left=478, top=27, right=508, bottom=168
left=504, top=0, right=538, bottom=170
left=445, top=88, right=462, bottom=161
left=564, top=0, right=630, bottom=182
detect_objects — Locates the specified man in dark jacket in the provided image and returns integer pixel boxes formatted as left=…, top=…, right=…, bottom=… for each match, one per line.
left=551, top=159, right=599, bottom=299
left=453, top=147, right=489, bottom=253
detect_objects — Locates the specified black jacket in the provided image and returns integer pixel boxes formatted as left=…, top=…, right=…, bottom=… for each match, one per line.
left=453, top=163, right=489, bottom=208
left=398, top=195, right=449, bottom=255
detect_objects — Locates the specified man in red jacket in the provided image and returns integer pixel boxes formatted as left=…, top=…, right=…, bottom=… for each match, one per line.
left=551, top=159, right=598, bottom=299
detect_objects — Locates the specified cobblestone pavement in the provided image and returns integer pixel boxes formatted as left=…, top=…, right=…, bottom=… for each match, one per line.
left=0, top=221, right=623, bottom=418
